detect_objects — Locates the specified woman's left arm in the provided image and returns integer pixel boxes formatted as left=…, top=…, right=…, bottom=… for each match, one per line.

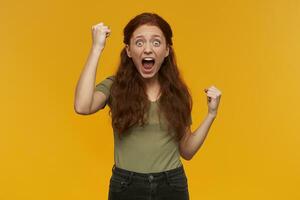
left=179, top=85, right=222, bottom=160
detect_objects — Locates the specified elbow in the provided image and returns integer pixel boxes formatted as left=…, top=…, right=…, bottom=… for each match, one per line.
left=180, top=152, right=193, bottom=161
left=183, top=155, right=193, bottom=161
left=74, top=105, right=90, bottom=115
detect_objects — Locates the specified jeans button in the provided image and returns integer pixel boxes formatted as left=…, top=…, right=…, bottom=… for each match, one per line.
left=148, top=175, right=154, bottom=182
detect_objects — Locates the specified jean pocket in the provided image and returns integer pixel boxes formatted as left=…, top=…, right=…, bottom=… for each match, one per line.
left=168, top=173, right=188, bottom=192
left=109, top=173, right=130, bottom=193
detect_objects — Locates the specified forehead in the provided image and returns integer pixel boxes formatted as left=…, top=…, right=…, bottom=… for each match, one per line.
left=131, top=25, right=164, bottom=39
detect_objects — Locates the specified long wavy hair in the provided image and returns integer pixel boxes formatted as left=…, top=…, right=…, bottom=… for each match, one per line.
left=108, top=12, right=193, bottom=142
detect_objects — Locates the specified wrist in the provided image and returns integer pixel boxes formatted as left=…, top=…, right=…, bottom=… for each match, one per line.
left=91, top=45, right=104, bottom=53
left=207, top=112, right=217, bottom=119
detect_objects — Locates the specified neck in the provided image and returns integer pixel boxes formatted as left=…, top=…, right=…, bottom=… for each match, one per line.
left=144, top=74, right=159, bottom=90
left=143, top=74, right=161, bottom=101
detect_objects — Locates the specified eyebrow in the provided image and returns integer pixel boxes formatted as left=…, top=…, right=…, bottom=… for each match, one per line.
left=134, top=34, right=162, bottom=39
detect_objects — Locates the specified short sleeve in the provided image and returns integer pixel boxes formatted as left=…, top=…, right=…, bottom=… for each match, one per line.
left=95, top=75, right=115, bottom=104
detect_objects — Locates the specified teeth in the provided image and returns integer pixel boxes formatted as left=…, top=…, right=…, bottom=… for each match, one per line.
left=143, top=58, right=154, bottom=61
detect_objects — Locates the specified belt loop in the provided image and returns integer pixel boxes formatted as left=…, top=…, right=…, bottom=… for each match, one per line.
left=163, top=171, right=170, bottom=184
left=127, top=171, right=134, bottom=185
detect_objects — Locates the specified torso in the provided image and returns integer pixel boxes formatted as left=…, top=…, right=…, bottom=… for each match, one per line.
left=147, top=92, right=161, bottom=102
left=146, top=85, right=161, bottom=102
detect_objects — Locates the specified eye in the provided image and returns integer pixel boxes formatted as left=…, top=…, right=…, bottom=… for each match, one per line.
left=135, top=40, right=144, bottom=47
left=153, top=40, right=161, bottom=46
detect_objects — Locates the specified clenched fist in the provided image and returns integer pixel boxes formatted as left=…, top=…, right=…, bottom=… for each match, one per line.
left=204, top=86, right=222, bottom=117
left=91, top=22, right=111, bottom=51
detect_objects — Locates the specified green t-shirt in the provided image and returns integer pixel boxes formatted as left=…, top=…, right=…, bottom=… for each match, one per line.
left=95, top=75, right=192, bottom=173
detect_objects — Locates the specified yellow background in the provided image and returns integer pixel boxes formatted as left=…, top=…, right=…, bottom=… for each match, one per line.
left=1, top=0, right=299, bottom=199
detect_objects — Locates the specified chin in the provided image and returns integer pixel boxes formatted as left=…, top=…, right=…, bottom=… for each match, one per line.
left=139, top=72, right=156, bottom=79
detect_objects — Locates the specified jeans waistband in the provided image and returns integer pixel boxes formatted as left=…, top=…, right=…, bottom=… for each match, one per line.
left=111, top=164, right=186, bottom=183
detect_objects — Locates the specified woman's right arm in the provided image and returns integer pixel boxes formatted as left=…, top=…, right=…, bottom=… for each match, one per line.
left=74, top=22, right=111, bottom=115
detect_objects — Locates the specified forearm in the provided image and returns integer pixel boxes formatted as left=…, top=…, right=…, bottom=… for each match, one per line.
left=185, top=113, right=216, bottom=159
left=74, top=47, right=103, bottom=113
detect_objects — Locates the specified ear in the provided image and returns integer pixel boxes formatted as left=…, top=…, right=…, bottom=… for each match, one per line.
left=165, top=45, right=169, bottom=57
left=125, top=44, right=131, bottom=58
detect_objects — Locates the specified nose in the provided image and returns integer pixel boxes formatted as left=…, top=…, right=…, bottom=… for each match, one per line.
left=143, top=42, right=153, bottom=54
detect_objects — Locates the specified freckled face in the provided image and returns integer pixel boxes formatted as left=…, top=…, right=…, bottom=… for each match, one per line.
left=126, top=24, right=169, bottom=79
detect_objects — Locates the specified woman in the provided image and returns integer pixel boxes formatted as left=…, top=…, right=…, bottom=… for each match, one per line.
left=74, top=12, right=222, bottom=200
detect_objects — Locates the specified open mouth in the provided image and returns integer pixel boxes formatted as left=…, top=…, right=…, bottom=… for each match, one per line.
left=142, top=58, right=155, bottom=69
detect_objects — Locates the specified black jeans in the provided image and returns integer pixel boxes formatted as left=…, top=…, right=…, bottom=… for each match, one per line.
left=108, top=164, right=189, bottom=200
